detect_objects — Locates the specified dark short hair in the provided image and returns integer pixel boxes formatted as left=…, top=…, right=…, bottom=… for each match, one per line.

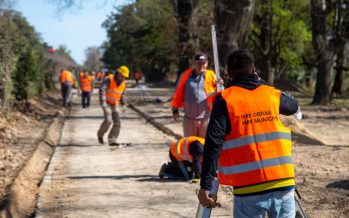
left=227, top=49, right=254, bottom=77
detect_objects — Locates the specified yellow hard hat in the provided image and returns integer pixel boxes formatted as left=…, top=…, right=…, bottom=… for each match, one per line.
left=117, top=66, right=129, bottom=78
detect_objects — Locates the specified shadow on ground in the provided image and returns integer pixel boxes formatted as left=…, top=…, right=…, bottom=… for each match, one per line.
left=67, top=175, right=186, bottom=183
left=326, top=180, right=349, bottom=190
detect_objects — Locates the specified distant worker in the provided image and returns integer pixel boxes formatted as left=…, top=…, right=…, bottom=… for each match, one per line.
left=59, top=69, right=75, bottom=107
left=171, top=53, right=217, bottom=137
left=97, top=66, right=129, bottom=146
left=134, top=71, right=142, bottom=85
left=198, top=50, right=299, bottom=217
left=96, top=71, right=103, bottom=82
left=79, top=71, right=93, bottom=109
left=159, top=136, right=204, bottom=181
left=89, top=71, right=96, bottom=92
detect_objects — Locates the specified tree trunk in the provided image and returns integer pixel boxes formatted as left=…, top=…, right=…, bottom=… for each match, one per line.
left=311, top=0, right=335, bottom=105
left=332, top=43, right=345, bottom=95
left=214, top=0, right=255, bottom=72
left=258, top=0, right=274, bottom=84
left=172, top=0, right=199, bottom=74
left=260, top=60, right=275, bottom=84
left=313, top=55, right=334, bottom=104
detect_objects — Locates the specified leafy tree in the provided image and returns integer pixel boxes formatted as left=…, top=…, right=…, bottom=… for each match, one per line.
left=0, top=9, right=75, bottom=102
left=0, top=10, right=15, bottom=107
left=249, top=0, right=311, bottom=84
left=12, top=46, right=43, bottom=100
left=102, top=0, right=176, bottom=81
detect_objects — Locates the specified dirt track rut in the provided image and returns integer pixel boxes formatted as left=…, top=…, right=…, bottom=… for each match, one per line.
left=35, top=93, right=230, bottom=217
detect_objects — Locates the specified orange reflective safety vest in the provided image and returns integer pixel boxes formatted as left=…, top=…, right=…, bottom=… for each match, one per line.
left=60, top=70, right=74, bottom=86
left=105, top=75, right=126, bottom=106
left=218, top=85, right=294, bottom=187
left=170, top=136, right=205, bottom=162
left=171, top=68, right=217, bottom=110
left=80, top=76, right=92, bottom=92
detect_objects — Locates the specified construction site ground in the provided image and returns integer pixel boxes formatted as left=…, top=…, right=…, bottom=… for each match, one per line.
left=0, top=83, right=348, bottom=217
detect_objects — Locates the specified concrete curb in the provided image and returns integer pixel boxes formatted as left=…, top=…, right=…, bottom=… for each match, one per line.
left=128, top=103, right=182, bottom=140
left=0, top=115, right=65, bottom=218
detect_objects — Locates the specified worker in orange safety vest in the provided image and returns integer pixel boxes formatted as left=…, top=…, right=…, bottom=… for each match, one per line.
left=159, top=136, right=204, bottom=181
left=134, top=71, right=141, bottom=85
left=96, top=71, right=103, bottom=82
left=59, top=69, right=75, bottom=107
left=79, top=71, right=93, bottom=108
left=171, top=53, right=217, bottom=138
left=198, top=50, right=299, bottom=217
left=97, top=66, right=129, bottom=146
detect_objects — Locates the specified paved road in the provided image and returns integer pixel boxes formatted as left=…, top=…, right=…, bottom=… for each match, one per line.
left=36, top=92, right=231, bottom=218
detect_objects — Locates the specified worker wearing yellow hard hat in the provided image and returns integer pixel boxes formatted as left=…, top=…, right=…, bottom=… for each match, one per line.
left=97, top=65, right=130, bottom=146
left=117, top=65, right=129, bottom=78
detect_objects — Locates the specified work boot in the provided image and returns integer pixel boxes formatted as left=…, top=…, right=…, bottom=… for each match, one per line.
left=109, top=142, right=119, bottom=146
left=159, top=163, right=167, bottom=179
left=109, top=142, right=127, bottom=148
left=98, top=136, right=104, bottom=144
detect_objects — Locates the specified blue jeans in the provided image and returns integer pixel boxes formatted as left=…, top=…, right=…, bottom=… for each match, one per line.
left=61, top=83, right=72, bottom=107
left=233, top=190, right=295, bottom=218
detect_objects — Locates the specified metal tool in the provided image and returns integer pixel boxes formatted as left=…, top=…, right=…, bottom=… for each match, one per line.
left=195, top=178, right=220, bottom=218
left=295, top=188, right=308, bottom=218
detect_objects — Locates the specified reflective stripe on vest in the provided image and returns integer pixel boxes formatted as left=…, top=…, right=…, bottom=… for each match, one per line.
left=170, top=136, right=205, bottom=162
left=106, top=75, right=126, bottom=105
left=222, top=131, right=291, bottom=151
left=175, top=138, right=189, bottom=160
left=219, top=156, right=293, bottom=175
left=218, top=85, right=294, bottom=187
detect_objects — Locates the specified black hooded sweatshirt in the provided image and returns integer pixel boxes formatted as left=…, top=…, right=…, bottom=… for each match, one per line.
left=200, top=73, right=298, bottom=193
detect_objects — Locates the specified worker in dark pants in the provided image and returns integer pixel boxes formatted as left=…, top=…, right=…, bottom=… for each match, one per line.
left=80, top=71, right=93, bottom=108
left=159, top=136, right=204, bottom=181
left=59, top=69, right=75, bottom=107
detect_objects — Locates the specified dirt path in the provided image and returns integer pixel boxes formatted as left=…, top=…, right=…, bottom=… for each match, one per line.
left=35, top=91, right=231, bottom=218
left=35, top=87, right=349, bottom=218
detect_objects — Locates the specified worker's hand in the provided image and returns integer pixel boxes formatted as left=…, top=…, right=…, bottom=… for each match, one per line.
left=172, top=112, right=179, bottom=122
left=197, top=189, right=215, bottom=208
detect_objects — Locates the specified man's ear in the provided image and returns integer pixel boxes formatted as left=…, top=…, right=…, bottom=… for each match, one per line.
left=253, top=66, right=256, bottom=74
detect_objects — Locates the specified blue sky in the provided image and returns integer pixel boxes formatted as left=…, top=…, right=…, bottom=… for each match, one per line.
left=14, top=0, right=129, bottom=64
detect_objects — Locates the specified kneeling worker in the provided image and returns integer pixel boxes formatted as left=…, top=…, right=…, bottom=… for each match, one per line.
left=159, top=136, right=204, bottom=181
